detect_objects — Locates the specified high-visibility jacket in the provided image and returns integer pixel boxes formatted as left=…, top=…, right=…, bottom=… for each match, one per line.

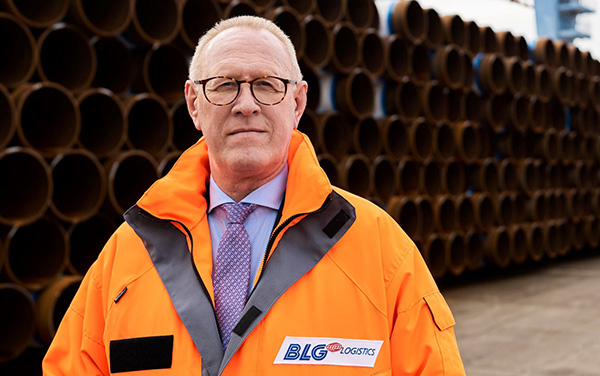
left=43, top=130, right=465, bottom=375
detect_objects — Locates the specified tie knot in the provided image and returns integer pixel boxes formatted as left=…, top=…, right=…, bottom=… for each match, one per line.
left=222, top=203, right=257, bottom=224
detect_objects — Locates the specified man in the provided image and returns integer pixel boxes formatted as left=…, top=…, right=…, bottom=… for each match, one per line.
left=43, top=16, right=465, bottom=375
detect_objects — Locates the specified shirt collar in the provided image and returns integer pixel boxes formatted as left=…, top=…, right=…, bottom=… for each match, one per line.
left=208, top=165, right=288, bottom=213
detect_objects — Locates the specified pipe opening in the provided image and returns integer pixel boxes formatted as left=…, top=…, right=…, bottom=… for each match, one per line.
left=465, top=230, right=483, bottom=270
left=423, top=160, right=441, bottom=197
left=171, top=99, right=202, bottom=151
left=523, top=61, right=536, bottom=96
left=77, top=0, right=131, bottom=34
left=146, top=45, right=188, bottom=104
left=412, top=119, right=433, bottom=160
left=0, top=284, right=35, bottom=362
left=418, top=197, right=434, bottom=239
left=0, top=149, right=51, bottom=225
left=0, top=85, right=15, bottom=149
left=320, top=114, right=350, bottom=159
left=0, top=15, right=36, bottom=88
left=462, top=91, right=481, bottom=122
left=3, top=0, right=69, bottom=27
left=19, top=85, right=79, bottom=156
left=127, top=96, right=171, bottom=155
left=269, top=7, right=304, bottom=57
left=69, top=215, right=115, bottom=275
left=382, top=116, right=408, bottom=160
left=109, top=152, right=158, bottom=215
left=344, top=156, right=371, bottom=197
left=6, top=218, right=67, bottom=289
left=398, top=158, right=419, bottom=195
left=410, top=44, right=431, bottom=82
left=79, top=90, right=125, bottom=157
left=303, top=17, right=329, bottom=68
left=426, top=235, right=446, bottom=278
left=435, top=121, right=456, bottom=160
left=331, top=24, right=359, bottom=73
left=422, top=82, right=446, bottom=123
left=92, top=37, right=133, bottom=94
left=498, top=31, right=515, bottom=57
left=438, top=197, right=455, bottom=232
left=355, top=117, right=381, bottom=159
left=318, top=154, right=339, bottom=186
left=39, top=25, right=95, bottom=91
left=442, top=15, right=465, bottom=48
left=346, top=0, right=372, bottom=30
left=480, top=26, right=498, bottom=53
left=158, top=151, right=181, bottom=177
left=51, top=151, right=105, bottom=222
left=444, top=161, right=465, bottom=196
left=397, top=199, right=419, bottom=239
left=392, top=0, right=425, bottom=43
left=458, top=196, right=474, bottom=229
left=181, top=0, right=222, bottom=49
left=316, top=0, right=344, bottom=24
left=446, top=88, right=461, bottom=123
left=396, top=79, right=419, bottom=119
left=373, top=157, right=395, bottom=202
left=464, top=21, right=480, bottom=53
left=457, top=122, right=478, bottom=161
left=462, top=52, right=474, bottom=90
left=360, top=31, right=384, bottom=76
left=386, top=36, right=409, bottom=80
left=133, top=0, right=179, bottom=41
left=448, top=234, right=466, bottom=275
left=347, top=70, right=374, bottom=117
left=282, top=0, right=314, bottom=16
left=512, top=227, right=527, bottom=263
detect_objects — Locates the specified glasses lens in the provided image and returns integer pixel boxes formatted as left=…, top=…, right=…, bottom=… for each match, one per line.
left=252, top=77, right=286, bottom=105
left=205, top=77, right=239, bottom=105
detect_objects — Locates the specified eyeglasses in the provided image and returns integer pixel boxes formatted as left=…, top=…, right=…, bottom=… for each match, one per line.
left=193, top=76, right=298, bottom=106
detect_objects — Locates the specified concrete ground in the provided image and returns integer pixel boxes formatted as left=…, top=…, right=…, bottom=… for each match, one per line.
left=440, top=249, right=600, bottom=376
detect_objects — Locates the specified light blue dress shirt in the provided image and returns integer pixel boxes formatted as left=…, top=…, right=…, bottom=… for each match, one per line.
left=208, top=166, right=287, bottom=296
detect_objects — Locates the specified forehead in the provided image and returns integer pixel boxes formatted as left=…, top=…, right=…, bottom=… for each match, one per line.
left=203, top=27, right=290, bottom=77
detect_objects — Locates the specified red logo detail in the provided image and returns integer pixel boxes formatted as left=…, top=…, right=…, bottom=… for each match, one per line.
left=326, top=342, right=343, bottom=352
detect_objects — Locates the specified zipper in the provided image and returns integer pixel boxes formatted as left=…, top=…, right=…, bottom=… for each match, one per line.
left=136, top=208, right=214, bottom=314
left=249, top=194, right=332, bottom=297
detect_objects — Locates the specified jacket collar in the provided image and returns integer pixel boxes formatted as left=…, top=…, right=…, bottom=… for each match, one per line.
left=136, top=130, right=332, bottom=230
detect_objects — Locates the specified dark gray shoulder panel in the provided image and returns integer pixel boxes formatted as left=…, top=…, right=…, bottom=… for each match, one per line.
left=219, top=191, right=356, bottom=374
left=124, top=206, right=223, bottom=376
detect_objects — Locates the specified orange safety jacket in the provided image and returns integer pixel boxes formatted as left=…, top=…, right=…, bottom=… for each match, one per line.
left=43, top=131, right=465, bottom=375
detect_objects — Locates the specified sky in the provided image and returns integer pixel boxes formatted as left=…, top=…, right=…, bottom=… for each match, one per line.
left=375, top=0, right=600, bottom=60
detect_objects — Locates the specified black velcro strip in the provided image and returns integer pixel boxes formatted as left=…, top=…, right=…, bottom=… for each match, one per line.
left=322, top=209, right=350, bottom=239
left=233, top=305, right=262, bottom=336
left=110, top=335, right=173, bottom=373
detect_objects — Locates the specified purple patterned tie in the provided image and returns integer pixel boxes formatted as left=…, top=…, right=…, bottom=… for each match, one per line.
left=213, top=203, right=257, bottom=351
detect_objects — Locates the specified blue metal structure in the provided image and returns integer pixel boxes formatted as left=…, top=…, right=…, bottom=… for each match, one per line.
left=534, top=0, right=594, bottom=42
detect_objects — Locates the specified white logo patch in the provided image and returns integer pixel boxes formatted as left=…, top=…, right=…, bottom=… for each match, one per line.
left=274, top=336, right=384, bottom=367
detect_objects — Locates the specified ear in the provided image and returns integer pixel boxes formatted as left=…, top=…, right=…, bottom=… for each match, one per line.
left=184, top=80, right=202, bottom=131
left=292, top=80, right=308, bottom=129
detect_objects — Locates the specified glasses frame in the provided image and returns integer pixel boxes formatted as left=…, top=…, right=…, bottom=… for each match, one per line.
left=193, top=75, right=299, bottom=106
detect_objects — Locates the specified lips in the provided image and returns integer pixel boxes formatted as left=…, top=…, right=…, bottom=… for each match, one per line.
left=228, top=128, right=264, bottom=135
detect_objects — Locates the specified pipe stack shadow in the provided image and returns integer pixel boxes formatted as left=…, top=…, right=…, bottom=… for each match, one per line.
left=0, top=0, right=599, bottom=372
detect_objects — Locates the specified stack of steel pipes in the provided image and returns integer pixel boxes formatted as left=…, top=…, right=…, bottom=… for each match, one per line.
left=0, top=0, right=599, bottom=370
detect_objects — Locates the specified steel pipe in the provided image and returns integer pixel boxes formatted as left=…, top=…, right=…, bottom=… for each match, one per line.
left=584, top=215, right=600, bottom=248
left=124, top=93, right=173, bottom=156
left=420, top=158, right=442, bottom=197
left=532, top=37, right=556, bottom=66
left=78, top=88, right=126, bottom=158
left=551, top=67, right=574, bottom=105
left=383, top=35, right=409, bottom=82
left=432, top=44, right=465, bottom=90
left=301, top=15, right=331, bottom=70
left=381, top=115, right=409, bottom=161
left=315, top=0, right=345, bottom=27
left=409, top=118, right=433, bottom=162
left=49, top=149, right=106, bottom=223
left=471, top=192, right=495, bottom=230
left=434, top=195, right=456, bottom=234
left=338, top=154, right=372, bottom=198
left=0, top=0, right=69, bottom=28
left=440, top=14, right=465, bottom=49
left=37, top=23, right=96, bottom=92
left=543, top=220, right=561, bottom=259
left=434, top=121, right=456, bottom=161
left=223, top=0, right=259, bottom=18
left=345, top=0, right=373, bottom=32
left=0, top=13, right=37, bottom=89
left=423, top=234, right=447, bottom=279
left=384, top=77, right=420, bottom=120
left=514, top=35, right=529, bottom=61
left=446, top=232, right=466, bottom=276
left=523, top=60, right=537, bottom=96
left=246, top=0, right=276, bottom=12
left=464, top=229, right=483, bottom=271
left=535, top=64, right=553, bottom=101
left=67, top=214, right=116, bottom=275
left=179, top=0, right=222, bottom=50
left=352, top=116, right=382, bottom=160
left=485, top=226, right=511, bottom=268
left=158, top=150, right=182, bottom=177
left=387, top=196, right=420, bottom=241
left=133, top=44, right=188, bottom=104
left=570, top=218, right=585, bottom=251
left=511, top=225, right=527, bottom=264
left=479, top=26, right=498, bottom=53
left=0, top=147, right=52, bottom=226
left=423, top=8, right=443, bottom=49
left=124, top=0, right=180, bottom=45
left=416, top=195, right=434, bottom=240
left=91, top=36, right=134, bottom=95
left=69, top=0, right=132, bottom=36
left=456, top=194, right=474, bottom=230
left=318, top=154, right=339, bottom=187
left=445, top=88, right=462, bottom=123
left=461, top=51, right=475, bottom=91
left=0, top=83, right=15, bottom=150
left=334, top=68, right=374, bottom=118
left=468, top=158, right=499, bottom=194
left=496, top=31, right=515, bottom=57
left=371, top=155, right=397, bottom=203
left=526, top=190, right=548, bottom=222
left=300, top=64, right=320, bottom=111
left=507, top=94, right=528, bottom=132
left=527, top=96, right=547, bottom=133
left=396, top=157, right=420, bottom=195
left=13, top=82, right=80, bottom=157
left=379, top=0, right=426, bottom=44
left=460, top=91, right=482, bottom=122
left=3, top=217, right=68, bottom=290
left=493, top=192, right=514, bottom=226
left=317, top=112, right=351, bottom=160
left=297, top=107, right=318, bottom=149
left=279, top=0, right=314, bottom=17
left=0, top=284, right=36, bottom=362
left=327, top=22, right=359, bottom=74
left=36, top=275, right=82, bottom=345
left=441, top=160, right=466, bottom=196
left=105, top=150, right=159, bottom=216
left=464, top=20, right=480, bottom=54
left=170, top=98, right=202, bottom=152
left=525, top=222, right=544, bottom=262
left=420, top=81, right=447, bottom=124
left=498, top=159, right=518, bottom=191
left=358, top=28, right=385, bottom=77
left=409, top=43, right=431, bottom=84
left=474, top=53, right=507, bottom=94
left=454, top=121, right=480, bottom=163
left=484, top=92, right=509, bottom=129
left=504, top=56, right=523, bottom=95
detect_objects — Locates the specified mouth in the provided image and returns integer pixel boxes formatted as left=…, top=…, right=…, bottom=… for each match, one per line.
left=228, top=128, right=264, bottom=136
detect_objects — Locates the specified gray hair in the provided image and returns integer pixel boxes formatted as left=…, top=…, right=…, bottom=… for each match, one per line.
left=189, top=16, right=302, bottom=82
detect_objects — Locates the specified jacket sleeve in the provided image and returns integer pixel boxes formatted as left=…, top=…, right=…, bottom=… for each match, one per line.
left=387, top=242, right=466, bottom=376
left=42, top=236, right=115, bottom=376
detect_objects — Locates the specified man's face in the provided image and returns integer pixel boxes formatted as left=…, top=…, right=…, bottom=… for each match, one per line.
left=185, top=27, right=307, bottom=183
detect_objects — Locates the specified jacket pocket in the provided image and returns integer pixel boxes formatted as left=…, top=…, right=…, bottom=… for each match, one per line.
left=423, top=292, right=456, bottom=331
left=110, top=335, right=173, bottom=373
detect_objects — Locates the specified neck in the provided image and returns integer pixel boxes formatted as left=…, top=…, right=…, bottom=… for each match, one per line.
left=211, top=161, right=286, bottom=202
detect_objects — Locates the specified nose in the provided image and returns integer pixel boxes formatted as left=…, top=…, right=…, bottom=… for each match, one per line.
left=231, top=82, right=260, bottom=116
